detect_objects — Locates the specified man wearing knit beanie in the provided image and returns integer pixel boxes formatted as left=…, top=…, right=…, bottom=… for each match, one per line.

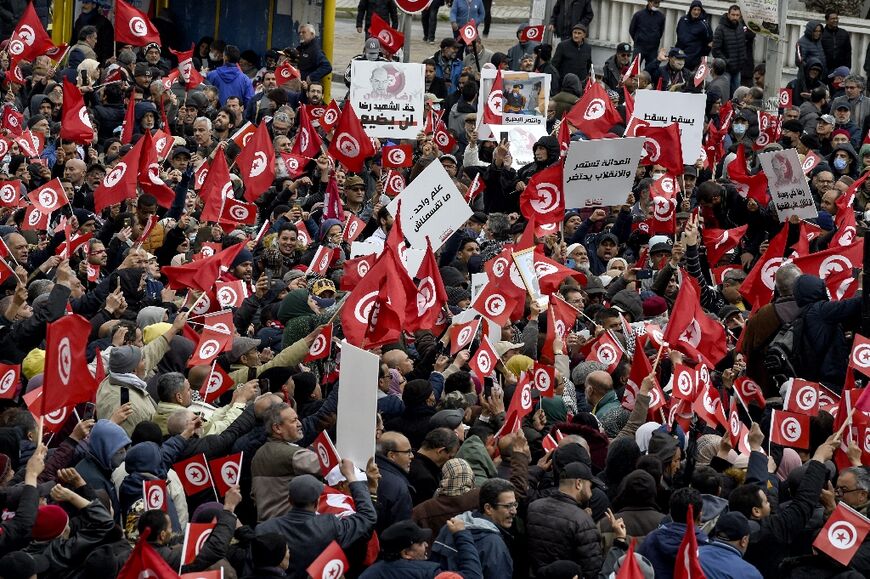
left=32, top=504, right=70, bottom=542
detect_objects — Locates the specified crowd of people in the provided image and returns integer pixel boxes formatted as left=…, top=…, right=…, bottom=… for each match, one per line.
left=0, top=0, right=866, bottom=578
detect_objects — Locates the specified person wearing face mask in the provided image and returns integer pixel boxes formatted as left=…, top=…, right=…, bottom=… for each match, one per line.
left=653, top=48, right=692, bottom=91
left=629, top=0, right=665, bottom=74
left=828, top=141, right=859, bottom=178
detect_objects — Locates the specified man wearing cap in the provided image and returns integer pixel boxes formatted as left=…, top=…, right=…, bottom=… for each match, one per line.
left=817, top=113, right=836, bottom=155
left=96, top=312, right=190, bottom=436
left=256, top=462, right=377, bottom=578
left=552, top=24, right=592, bottom=85
left=832, top=101, right=861, bottom=149
left=433, top=39, right=463, bottom=95
left=549, top=0, right=594, bottom=41
left=344, top=37, right=391, bottom=88
left=653, top=48, right=692, bottom=91
left=360, top=518, right=482, bottom=578
left=603, top=43, right=633, bottom=92
left=698, top=512, right=762, bottom=578
left=526, top=461, right=603, bottom=575
left=409, top=427, right=460, bottom=505
left=226, top=324, right=321, bottom=388
left=629, top=0, right=665, bottom=73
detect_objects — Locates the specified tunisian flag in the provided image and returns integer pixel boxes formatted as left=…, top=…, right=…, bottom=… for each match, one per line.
left=117, top=530, right=182, bottom=579
left=169, top=45, right=205, bottom=89
left=702, top=224, right=748, bottom=266
left=663, top=270, right=727, bottom=365
left=483, top=70, right=504, bottom=126
left=114, top=0, right=162, bottom=46
left=369, top=13, right=404, bottom=55
left=328, top=102, right=375, bottom=172
left=564, top=82, right=622, bottom=139
left=635, top=122, right=683, bottom=175
left=413, top=240, right=448, bottom=330
left=770, top=409, right=810, bottom=449
left=727, top=144, right=770, bottom=206
left=138, top=130, right=176, bottom=208
left=813, top=503, right=870, bottom=566
left=238, top=122, right=276, bottom=202
left=42, top=315, right=99, bottom=417
left=7, top=3, right=54, bottom=66
left=292, top=105, right=324, bottom=159
left=674, top=504, right=705, bottom=579
left=59, top=79, right=95, bottom=144
left=739, top=225, right=789, bottom=309
left=520, top=162, right=565, bottom=224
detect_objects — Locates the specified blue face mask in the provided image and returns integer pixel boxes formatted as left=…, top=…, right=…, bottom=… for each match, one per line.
left=566, top=259, right=576, bottom=269
left=733, top=123, right=747, bottom=136
left=834, top=157, right=848, bottom=170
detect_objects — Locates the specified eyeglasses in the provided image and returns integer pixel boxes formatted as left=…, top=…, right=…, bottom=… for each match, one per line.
left=495, top=502, right=519, bottom=510
left=835, top=486, right=865, bottom=495
left=845, top=85, right=860, bottom=90
left=390, top=448, right=414, bottom=455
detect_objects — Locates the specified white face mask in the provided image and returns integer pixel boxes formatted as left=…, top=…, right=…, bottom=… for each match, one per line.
left=652, top=172, right=666, bottom=180
left=733, top=123, right=747, bottom=135
left=650, top=5, right=659, bottom=10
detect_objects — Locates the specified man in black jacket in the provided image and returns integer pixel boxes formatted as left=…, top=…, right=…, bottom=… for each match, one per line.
left=728, top=425, right=838, bottom=577
left=552, top=24, right=593, bottom=86
left=712, top=5, right=747, bottom=97
left=355, top=0, right=398, bottom=34
left=549, top=0, right=594, bottom=41
left=821, top=10, right=851, bottom=73
left=629, top=0, right=666, bottom=73
left=526, top=461, right=604, bottom=576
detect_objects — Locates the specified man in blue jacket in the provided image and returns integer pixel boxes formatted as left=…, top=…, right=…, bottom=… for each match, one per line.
left=638, top=487, right=708, bottom=579
left=699, top=512, right=763, bottom=579
left=206, top=45, right=254, bottom=107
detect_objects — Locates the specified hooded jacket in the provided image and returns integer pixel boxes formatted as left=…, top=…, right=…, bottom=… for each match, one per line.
left=119, top=440, right=185, bottom=530
left=829, top=141, right=859, bottom=178
left=431, top=510, right=513, bottom=578
left=712, top=13, right=747, bottom=75
left=455, top=435, right=498, bottom=486
left=675, top=0, right=713, bottom=69
left=75, top=419, right=131, bottom=521
left=796, top=21, right=827, bottom=74
left=517, top=135, right=560, bottom=183
left=206, top=64, right=255, bottom=106
left=792, top=275, right=861, bottom=389
left=552, top=73, right=581, bottom=118
left=638, top=521, right=709, bottom=579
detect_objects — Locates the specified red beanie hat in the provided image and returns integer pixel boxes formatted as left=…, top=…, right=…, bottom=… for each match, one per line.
left=32, top=505, right=69, bottom=541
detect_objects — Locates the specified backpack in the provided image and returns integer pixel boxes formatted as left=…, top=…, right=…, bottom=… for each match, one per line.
left=763, top=314, right=806, bottom=381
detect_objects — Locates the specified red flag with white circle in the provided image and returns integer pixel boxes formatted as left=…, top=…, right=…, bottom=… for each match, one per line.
left=305, top=324, right=334, bottom=363
left=382, top=144, right=413, bottom=168
left=469, top=337, right=498, bottom=378
left=208, top=451, right=243, bottom=497
left=199, top=363, right=234, bottom=404
left=181, top=521, right=217, bottom=566
left=813, top=503, right=870, bottom=566
left=173, top=454, right=213, bottom=495
left=143, top=479, right=168, bottom=512
left=310, top=430, right=340, bottom=476
left=770, top=409, right=810, bottom=449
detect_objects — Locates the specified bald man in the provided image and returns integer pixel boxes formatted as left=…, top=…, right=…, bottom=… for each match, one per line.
left=375, top=431, right=415, bottom=533
left=64, top=159, right=87, bottom=189
left=584, top=370, right=627, bottom=437
left=383, top=349, right=415, bottom=377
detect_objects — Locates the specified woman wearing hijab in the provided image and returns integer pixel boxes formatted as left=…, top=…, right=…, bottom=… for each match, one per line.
left=599, top=469, right=666, bottom=551
left=278, top=288, right=336, bottom=349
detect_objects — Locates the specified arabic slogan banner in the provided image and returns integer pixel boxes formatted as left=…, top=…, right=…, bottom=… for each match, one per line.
left=477, top=69, right=551, bottom=140
left=739, top=0, right=780, bottom=39
left=350, top=61, right=425, bottom=139
left=387, top=161, right=472, bottom=251
left=632, top=91, right=706, bottom=165
left=563, top=137, right=646, bottom=208
left=758, top=148, right=818, bottom=221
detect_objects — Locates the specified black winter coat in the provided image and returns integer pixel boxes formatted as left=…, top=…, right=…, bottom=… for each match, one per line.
left=526, top=492, right=604, bottom=577
left=552, top=39, right=592, bottom=84
left=712, top=15, right=747, bottom=75
left=675, top=2, right=713, bottom=70
left=821, top=25, right=852, bottom=71
left=356, top=0, right=399, bottom=30
left=629, top=8, right=666, bottom=57
left=550, top=0, right=594, bottom=40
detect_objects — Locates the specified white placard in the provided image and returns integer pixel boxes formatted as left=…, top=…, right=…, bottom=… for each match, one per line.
left=476, top=69, right=551, bottom=140
left=402, top=247, right=426, bottom=278
left=563, top=137, right=645, bottom=208
left=350, top=241, right=382, bottom=258
left=508, top=126, right=548, bottom=170
left=739, top=0, right=780, bottom=39
left=350, top=61, right=425, bottom=139
left=336, top=340, right=379, bottom=469
left=470, top=272, right=488, bottom=304
left=387, top=160, right=472, bottom=251
left=758, top=149, right=818, bottom=221
left=632, top=91, right=706, bottom=165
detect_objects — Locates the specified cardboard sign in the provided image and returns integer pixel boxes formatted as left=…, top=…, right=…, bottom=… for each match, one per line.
left=387, top=161, right=472, bottom=251
left=632, top=91, right=706, bottom=165
left=336, top=340, right=379, bottom=469
left=349, top=61, right=425, bottom=139
left=477, top=69, right=551, bottom=139
left=563, top=137, right=645, bottom=208
left=758, top=148, right=818, bottom=221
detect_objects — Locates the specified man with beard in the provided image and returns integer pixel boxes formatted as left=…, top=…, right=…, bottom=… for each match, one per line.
left=212, top=108, right=237, bottom=142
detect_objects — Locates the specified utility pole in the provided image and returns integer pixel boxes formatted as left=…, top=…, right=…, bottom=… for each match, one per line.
left=761, top=0, right=789, bottom=112
left=529, top=0, right=552, bottom=44
left=401, top=12, right=411, bottom=63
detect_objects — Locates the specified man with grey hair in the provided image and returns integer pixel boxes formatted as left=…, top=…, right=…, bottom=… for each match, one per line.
left=738, top=263, right=802, bottom=396
left=151, top=371, right=259, bottom=436
left=192, top=116, right=214, bottom=155
left=836, top=466, right=870, bottom=516
left=251, top=402, right=321, bottom=521
left=297, top=23, right=332, bottom=84
left=831, top=74, right=868, bottom=129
